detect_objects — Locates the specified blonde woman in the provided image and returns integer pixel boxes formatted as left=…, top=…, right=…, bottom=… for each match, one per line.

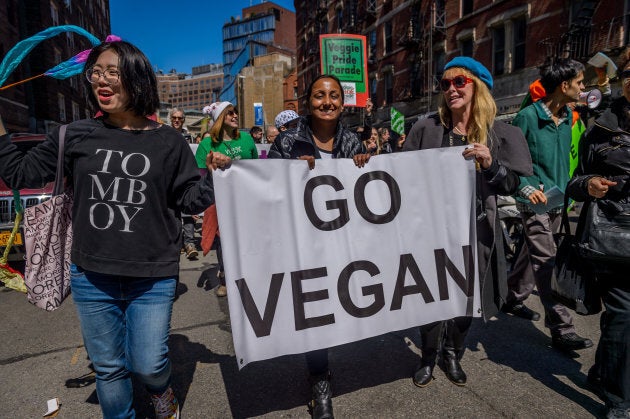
left=195, top=102, right=257, bottom=296
left=403, top=56, right=532, bottom=388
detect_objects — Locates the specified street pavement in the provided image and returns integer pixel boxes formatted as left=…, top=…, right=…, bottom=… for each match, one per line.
left=0, top=248, right=605, bottom=418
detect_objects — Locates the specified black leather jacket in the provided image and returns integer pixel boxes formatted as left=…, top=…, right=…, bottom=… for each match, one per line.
left=268, top=116, right=364, bottom=159
left=567, top=97, right=630, bottom=205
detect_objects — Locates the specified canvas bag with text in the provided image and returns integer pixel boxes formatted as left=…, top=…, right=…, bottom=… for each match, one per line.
left=23, top=125, right=73, bottom=311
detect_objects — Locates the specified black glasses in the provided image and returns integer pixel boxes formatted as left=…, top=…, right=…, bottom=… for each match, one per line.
left=85, top=68, right=120, bottom=85
left=171, top=116, right=184, bottom=120
left=621, top=70, right=630, bottom=80
left=440, top=75, right=474, bottom=91
left=227, top=110, right=238, bottom=116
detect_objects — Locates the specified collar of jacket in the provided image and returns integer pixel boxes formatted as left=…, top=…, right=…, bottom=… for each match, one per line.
left=295, top=116, right=347, bottom=158
left=533, top=100, right=572, bottom=125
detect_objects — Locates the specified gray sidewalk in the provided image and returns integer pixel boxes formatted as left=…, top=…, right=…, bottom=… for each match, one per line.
left=0, top=250, right=603, bottom=418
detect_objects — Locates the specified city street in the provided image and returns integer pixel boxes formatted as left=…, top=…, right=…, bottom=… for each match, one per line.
left=1, top=249, right=605, bottom=418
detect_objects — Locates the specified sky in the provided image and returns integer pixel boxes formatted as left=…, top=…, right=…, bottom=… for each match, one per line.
left=109, top=0, right=296, bottom=74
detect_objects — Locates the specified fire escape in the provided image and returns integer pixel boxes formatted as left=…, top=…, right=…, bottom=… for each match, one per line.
left=561, top=0, right=599, bottom=60
left=422, top=0, right=446, bottom=113
left=539, top=0, right=600, bottom=61
left=397, top=3, right=422, bottom=101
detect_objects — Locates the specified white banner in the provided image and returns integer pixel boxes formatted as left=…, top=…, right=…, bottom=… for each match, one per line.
left=213, top=147, right=480, bottom=368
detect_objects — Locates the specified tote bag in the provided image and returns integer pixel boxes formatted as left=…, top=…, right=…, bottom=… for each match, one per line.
left=551, top=198, right=601, bottom=315
left=23, top=125, right=73, bottom=311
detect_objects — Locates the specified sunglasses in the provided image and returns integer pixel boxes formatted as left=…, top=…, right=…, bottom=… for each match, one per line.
left=171, top=116, right=184, bottom=120
left=621, top=69, right=630, bottom=80
left=227, top=110, right=238, bottom=116
left=440, top=75, right=474, bottom=91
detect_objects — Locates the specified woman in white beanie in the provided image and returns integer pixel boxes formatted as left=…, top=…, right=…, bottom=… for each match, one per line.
left=195, top=101, right=257, bottom=296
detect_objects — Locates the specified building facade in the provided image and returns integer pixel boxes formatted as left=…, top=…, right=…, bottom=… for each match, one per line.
left=0, top=0, right=110, bottom=133
left=295, top=0, right=629, bottom=130
left=221, top=2, right=296, bottom=105
left=156, top=63, right=224, bottom=112
left=238, top=52, right=295, bottom=129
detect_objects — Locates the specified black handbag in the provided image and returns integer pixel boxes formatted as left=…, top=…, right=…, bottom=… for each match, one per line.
left=551, top=197, right=601, bottom=315
left=578, top=199, right=630, bottom=264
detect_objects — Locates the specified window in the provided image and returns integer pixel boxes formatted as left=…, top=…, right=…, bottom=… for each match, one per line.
left=493, top=26, right=505, bottom=75
left=50, top=1, right=59, bottom=26
left=336, top=8, right=343, bottom=31
left=58, top=94, right=66, bottom=122
left=369, top=74, right=377, bottom=105
left=368, top=30, right=377, bottom=60
left=72, top=101, right=80, bottom=121
left=462, top=0, right=473, bottom=16
left=384, top=22, right=392, bottom=54
left=488, top=7, right=529, bottom=75
left=513, top=18, right=526, bottom=70
left=460, top=38, right=473, bottom=57
left=384, top=71, right=393, bottom=105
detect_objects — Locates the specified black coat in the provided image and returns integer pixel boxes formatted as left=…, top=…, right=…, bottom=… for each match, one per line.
left=404, top=114, right=533, bottom=320
left=567, top=97, right=630, bottom=203
left=268, top=116, right=363, bottom=159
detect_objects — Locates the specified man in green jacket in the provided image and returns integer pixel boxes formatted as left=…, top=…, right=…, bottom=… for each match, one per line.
left=502, top=58, right=593, bottom=352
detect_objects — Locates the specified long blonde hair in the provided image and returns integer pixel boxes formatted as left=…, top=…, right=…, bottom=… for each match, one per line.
left=209, top=105, right=240, bottom=144
left=438, top=68, right=497, bottom=146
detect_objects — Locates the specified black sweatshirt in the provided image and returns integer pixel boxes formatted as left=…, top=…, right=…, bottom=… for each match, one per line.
left=0, top=118, right=214, bottom=277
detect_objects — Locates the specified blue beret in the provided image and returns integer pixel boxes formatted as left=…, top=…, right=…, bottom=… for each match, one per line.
left=444, top=56, right=493, bottom=89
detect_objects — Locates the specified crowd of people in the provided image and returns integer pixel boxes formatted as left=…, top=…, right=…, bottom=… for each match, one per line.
left=0, top=35, right=628, bottom=419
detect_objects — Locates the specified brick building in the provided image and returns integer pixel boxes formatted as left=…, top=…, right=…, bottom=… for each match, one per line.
left=237, top=52, right=295, bottom=129
left=0, top=0, right=110, bottom=133
left=156, top=63, right=224, bottom=112
left=295, top=0, right=629, bottom=130
left=220, top=2, right=296, bottom=105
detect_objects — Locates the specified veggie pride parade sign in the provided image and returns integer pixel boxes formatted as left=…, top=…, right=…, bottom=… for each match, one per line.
left=319, top=34, right=368, bottom=107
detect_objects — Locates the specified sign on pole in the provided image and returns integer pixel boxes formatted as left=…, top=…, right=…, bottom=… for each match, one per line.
left=254, top=102, right=264, bottom=127
left=319, top=34, right=369, bottom=107
left=391, top=107, right=405, bottom=135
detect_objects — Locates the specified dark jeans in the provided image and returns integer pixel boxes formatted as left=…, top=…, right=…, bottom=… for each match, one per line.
left=597, top=270, right=630, bottom=410
left=212, top=236, right=225, bottom=285
left=182, top=216, right=195, bottom=247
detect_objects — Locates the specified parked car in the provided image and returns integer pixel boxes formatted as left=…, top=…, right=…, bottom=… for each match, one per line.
left=0, top=133, right=53, bottom=262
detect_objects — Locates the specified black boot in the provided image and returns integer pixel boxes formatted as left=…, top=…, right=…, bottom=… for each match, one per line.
left=441, top=348, right=467, bottom=385
left=309, top=372, right=333, bottom=419
left=412, top=362, right=435, bottom=387
left=413, top=322, right=442, bottom=388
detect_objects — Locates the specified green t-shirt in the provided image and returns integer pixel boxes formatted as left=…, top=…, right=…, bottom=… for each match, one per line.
left=195, top=132, right=258, bottom=168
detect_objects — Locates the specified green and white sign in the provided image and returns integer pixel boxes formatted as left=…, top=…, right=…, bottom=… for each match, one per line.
left=319, top=34, right=368, bottom=107
left=391, top=107, right=405, bottom=135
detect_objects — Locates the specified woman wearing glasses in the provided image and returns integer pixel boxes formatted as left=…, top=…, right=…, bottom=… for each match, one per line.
left=0, top=40, right=225, bottom=418
left=566, top=47, right=630, bottom=419
left=403, top=57, right=532, bottom=388
left=195, top=101, right=257, bottom=296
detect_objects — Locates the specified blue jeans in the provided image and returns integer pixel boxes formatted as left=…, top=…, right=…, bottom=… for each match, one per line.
left=71, top=264, right=177, bottom=419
